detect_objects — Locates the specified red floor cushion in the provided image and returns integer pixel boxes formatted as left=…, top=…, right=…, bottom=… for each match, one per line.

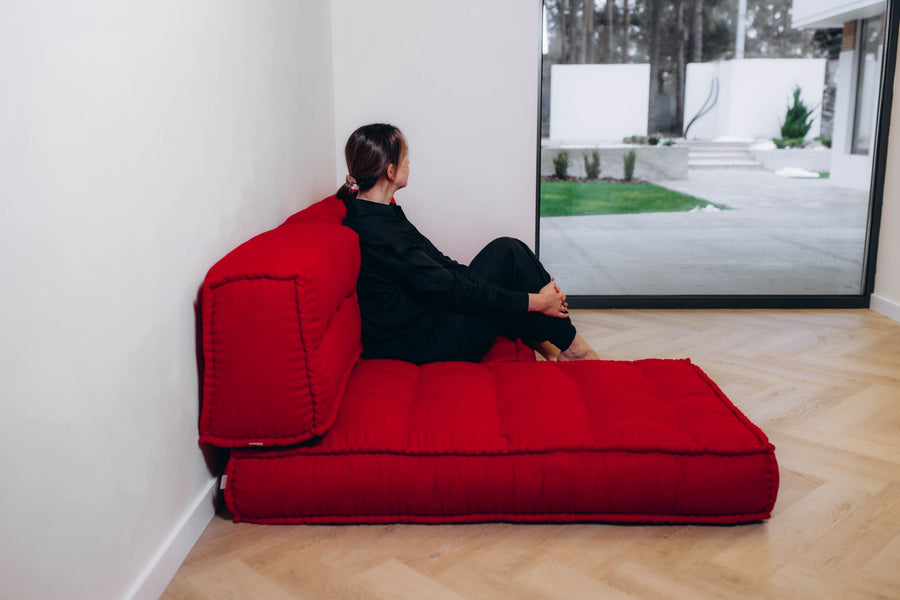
left=222, top=357, right=778, bottom=525
left=201, top=196, right=779, bottom=526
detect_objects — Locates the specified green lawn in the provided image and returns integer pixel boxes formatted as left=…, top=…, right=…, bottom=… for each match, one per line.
left=540, top=181, right=728, bottom=217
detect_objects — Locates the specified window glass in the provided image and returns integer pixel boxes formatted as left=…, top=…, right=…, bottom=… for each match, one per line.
left=852, top=16, right=883, bottom=155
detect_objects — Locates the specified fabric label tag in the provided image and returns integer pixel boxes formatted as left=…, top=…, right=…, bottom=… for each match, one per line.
left=219, top=475, right=228, bottom=490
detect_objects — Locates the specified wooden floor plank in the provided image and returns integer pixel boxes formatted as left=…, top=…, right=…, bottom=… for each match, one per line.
left=162, top=309, right=900, bottom=600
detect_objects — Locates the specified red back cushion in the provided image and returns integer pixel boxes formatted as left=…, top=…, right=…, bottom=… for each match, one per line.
left=283, top=195, right=346, bottom=225
left=199, top=220, right=361, bottom=447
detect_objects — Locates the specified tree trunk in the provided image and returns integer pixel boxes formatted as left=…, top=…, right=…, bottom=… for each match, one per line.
left=676, top=0, right=686, bottom=134
left=691, top=0, right=703, bottom=63
left=556, top=0, right=568, bottom=62
left=582, top=0, right=594, bottom=63
left=736, top=0, right=747, bottom=59
left=606, top=0, right=615, bottom=62
left=568, top=0, right=579, bottom=63
left=623, top=0, right=631, bottom=62
left=648, top=0, right=662, bottom=132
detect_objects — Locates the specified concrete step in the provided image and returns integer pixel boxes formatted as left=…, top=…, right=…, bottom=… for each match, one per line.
left=687, top=140, right=762, bottom=169
left=689, top=158, right=763, bottom=169
left=690, top=151, right=758, bottom=160
left=686, top=141, right=754, bottom=148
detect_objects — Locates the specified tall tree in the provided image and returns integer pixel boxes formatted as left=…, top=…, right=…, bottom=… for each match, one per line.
left=623, top=0, right=631, bottom=62
left=568, top=0, right=580, bottom=62
left=647, top=0, right=663, bottom=131
left=581, top=0, right=594, bottom=63
left=743, top=0, right=818, bottom=58
left=606, top=0, right=615, bottom=62
left=675, top=0, right=686, bottom=133
left=691, top=0, right=703, bottom=63
left=555, top=0, right=569, bottom=62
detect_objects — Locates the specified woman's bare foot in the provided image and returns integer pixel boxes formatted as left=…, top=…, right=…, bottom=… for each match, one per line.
left=558, top=334, right=600, bottom=361
left=534, top=341, right=561, bottom=361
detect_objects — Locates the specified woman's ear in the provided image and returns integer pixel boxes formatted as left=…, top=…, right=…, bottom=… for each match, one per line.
left=386, top=163, right=397, bottom=182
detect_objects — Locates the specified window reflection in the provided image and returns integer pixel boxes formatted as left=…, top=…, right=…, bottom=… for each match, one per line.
left=852, top=15, right=883, bottom=155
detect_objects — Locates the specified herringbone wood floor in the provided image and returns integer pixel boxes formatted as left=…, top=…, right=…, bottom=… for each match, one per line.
left=163, top=309, right=900, bottom=600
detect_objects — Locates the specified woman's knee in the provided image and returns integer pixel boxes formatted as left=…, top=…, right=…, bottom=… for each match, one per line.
left=470, top=236, right=548, bottom=288
left=481, top=236, right=530, bottom=259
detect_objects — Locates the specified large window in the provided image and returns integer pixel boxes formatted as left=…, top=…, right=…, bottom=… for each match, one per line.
left=538, top=0, right=895, bottom=307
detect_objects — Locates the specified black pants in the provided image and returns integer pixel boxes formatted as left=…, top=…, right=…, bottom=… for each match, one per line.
left=408, top=237, right=577, bottom=364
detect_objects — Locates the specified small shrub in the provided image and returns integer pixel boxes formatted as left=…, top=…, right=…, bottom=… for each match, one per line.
left=815, top=135, right=832, bottom=148
left=584, top=150, right=601, bottom=179
left=623, top=150, right=636, bottom=182
left=648, top=136, right=660, bottom=146
left=773, top=137, right=806, bottom=149
left=780, top=85, right=816, bottom=141
left=663, top=140, right=676, bottom=147
left=623, top=135, right=648, bottom=145
left=553, top=150, right=568, bottom=179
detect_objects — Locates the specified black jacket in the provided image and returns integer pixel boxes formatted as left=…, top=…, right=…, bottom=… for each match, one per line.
left=342, top=198, right=528, bottom=356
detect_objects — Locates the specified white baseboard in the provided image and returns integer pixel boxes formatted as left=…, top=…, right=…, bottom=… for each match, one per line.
left=871, top=294, right=900, bottom=324
left=126, top=477, right=218, bottom=600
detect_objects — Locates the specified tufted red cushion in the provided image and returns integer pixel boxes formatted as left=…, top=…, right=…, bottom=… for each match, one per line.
left=282, top=195, right=346, bottom=225
left=198, top=222, right=362, bottom=447
left=223, top=358, right=779, bottom=524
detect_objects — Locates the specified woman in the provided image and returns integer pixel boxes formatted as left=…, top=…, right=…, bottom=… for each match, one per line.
left=338, top=123, right=599, bottom=365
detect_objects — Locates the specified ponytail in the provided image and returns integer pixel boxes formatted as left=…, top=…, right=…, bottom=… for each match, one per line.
left=336, top=175, right=358, bottom=202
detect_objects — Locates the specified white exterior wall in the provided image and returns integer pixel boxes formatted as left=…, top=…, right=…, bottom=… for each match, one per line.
left=684, top=58, right=826, bottom=141
left=793, top=0, right=885, bottom=28
left=0, top=1, right=336, bottom=598
left=331, top=0, right=542, bottom=264
left=830, top=48, right=876, bottom=190
left=683, top=63, right=720, bottom=139
left=549, top=64, right=651, bottom=143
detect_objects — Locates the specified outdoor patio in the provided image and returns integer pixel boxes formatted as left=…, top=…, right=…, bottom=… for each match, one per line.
left=539, top=169, right=870, bottom=296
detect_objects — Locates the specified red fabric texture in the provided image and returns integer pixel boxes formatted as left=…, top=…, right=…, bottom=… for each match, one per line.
left=201, top=195, right=779, bottom=525
left=224, top=358, right=778, bottom=525
left=282, top=195, right=346, bottom=226
left=478, top=336, right=537, bottom=363
left=199, top=221, right=362, bottom=447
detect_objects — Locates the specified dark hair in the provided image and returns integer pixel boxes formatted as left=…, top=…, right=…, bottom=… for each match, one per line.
left=336, top=123, right=407, bottom=201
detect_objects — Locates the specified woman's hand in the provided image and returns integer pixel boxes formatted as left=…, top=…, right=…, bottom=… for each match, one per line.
left=528, top=278, right=569, bottom=318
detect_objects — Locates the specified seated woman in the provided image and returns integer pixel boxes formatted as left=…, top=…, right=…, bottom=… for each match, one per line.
left=338, top=123, right=599, bottom=365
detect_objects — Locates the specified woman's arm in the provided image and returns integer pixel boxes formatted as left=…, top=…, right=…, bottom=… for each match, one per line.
left=368, top=239, right=527, bottom=314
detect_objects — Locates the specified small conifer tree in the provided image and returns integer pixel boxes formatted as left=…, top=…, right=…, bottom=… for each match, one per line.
left=623, top=151, right=636, bottom=182
left=553, top=151, right=569, bottom=179
left=584, top=150, right=600, bottom=179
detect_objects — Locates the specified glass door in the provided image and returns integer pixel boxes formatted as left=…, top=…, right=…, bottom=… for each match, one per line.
left=538, top=0, right=894, bottom=305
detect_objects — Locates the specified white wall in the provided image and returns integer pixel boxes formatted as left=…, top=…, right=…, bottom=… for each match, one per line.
left=549, top=64, right=651, bottom=142
left=830, top=47, right=881, bottom=190
left=330, top=0, right=543, bottom=263
left=792, top=0, right=885, bottom=28
left=873, top=48, right=900, bottom=321
left=0, top=1, right=335, bottom=598
left=684, top=58, right=826, bottom=141
left=684, top=62, right=721, bottom=139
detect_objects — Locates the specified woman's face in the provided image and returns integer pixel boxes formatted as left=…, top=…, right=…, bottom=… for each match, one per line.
left=392, top=150, right=410, bottom=190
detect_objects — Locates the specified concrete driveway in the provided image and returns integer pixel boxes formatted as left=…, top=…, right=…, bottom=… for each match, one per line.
left=538, top=170, right=870, bottom=296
